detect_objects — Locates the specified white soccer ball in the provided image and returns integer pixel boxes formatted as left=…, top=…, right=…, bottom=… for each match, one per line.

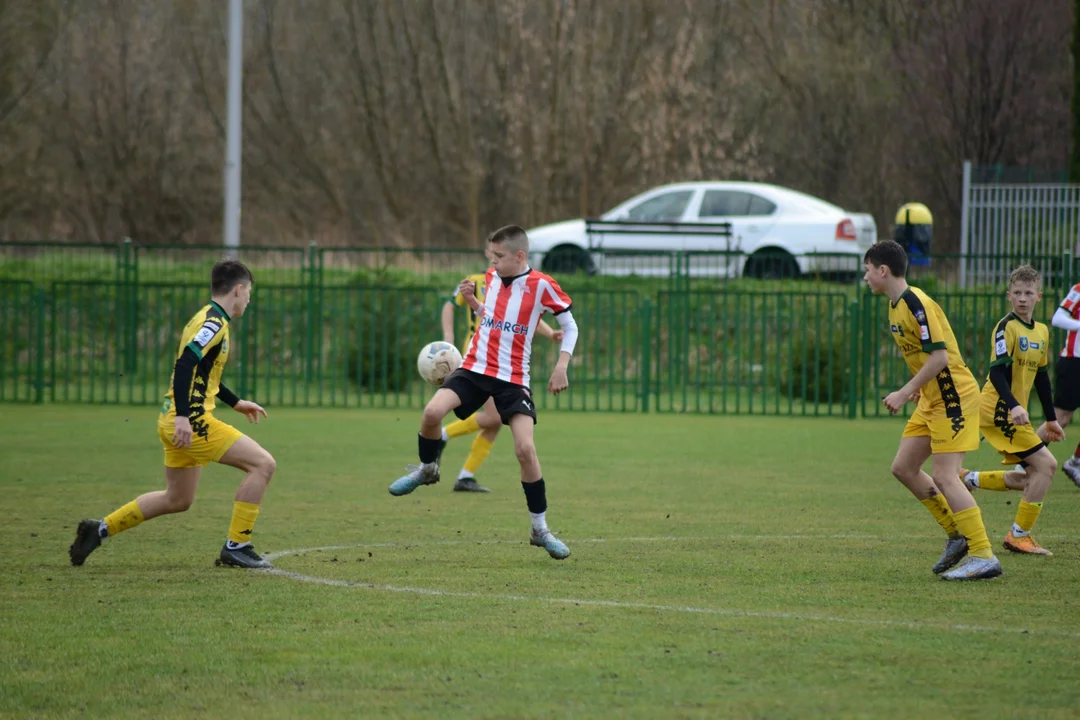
left=417, top=341, right=462, bottom=386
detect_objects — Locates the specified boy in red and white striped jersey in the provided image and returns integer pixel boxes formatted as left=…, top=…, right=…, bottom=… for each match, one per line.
left=389, top=225, right=580, bottom=559
left=1035, top=282, right=1080, bottom=484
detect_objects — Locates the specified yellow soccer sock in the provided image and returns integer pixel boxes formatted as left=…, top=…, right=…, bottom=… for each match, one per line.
left=463, top=434, right=495, bottom=475
left=920, top=494, right=959, bottom=537
left=104, top=500, right=146, bottom=537
left=228, top=501, right=261, bottom=546
left=952, top=506, right=994, bottom=559
left=1013, top=500, right=1043, bottom=534
left=446, top=415, right=481, bottom=439
left=976, top=470, right=1008, bottom=491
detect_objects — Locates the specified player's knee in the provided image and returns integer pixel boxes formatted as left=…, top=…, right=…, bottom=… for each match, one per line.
left=165, top=493, right=194, bottom=513
left=890, top=460, right=913, bottom=481
left=259, top=451, right=277, bottom=480
left=514, top=439, right=537, bottom=466
left=421, top=404, right=445, bottom=428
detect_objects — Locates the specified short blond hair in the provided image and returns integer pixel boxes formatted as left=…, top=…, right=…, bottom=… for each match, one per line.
left=1008, top=264, right=1041, bottom=289
left=487, top=225, right=529, bottom=254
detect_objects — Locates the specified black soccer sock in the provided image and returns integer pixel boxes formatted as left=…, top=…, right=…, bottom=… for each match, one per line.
left=418, top=434, right=442, bottom=464
left=521, top=479, right=547, bottom=514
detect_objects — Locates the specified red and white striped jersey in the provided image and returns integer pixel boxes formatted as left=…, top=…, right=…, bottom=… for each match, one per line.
left=461, top=267, right=573, bottom=386
left=1061, top=283, right=1080, bottom=357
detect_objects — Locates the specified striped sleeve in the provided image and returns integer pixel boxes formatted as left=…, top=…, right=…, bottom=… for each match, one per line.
left=1060, top=283, right=1080, bottom=314
left=902, top=292, right=945, bottom=353
left=989, top=317, right=1013, bottom=368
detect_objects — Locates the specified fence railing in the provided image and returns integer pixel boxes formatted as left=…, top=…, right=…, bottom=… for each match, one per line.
left=8, top=239, right=1080, bottom=291
left=0, top=275, right=1066, bottom=419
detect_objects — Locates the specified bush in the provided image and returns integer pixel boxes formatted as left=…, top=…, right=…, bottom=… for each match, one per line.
left=787, top=331, right=848, bottom=403
left=340, top=287, right=442, bottom=392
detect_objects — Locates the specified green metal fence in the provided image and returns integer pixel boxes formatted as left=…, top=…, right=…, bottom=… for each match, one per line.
left=0, top=278, right=1067, bottom=420
left=2, top=241, right=1078, bottom=417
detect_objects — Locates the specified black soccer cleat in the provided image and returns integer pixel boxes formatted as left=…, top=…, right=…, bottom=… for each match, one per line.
left=69, top=519, right=103, bottom=566
left=453, top=477, right=491, bottom=493
left=216, top=544, right=273, bottom=569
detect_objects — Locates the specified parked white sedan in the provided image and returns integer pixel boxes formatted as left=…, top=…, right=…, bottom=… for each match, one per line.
left=527, top=182, right=877, bottom=278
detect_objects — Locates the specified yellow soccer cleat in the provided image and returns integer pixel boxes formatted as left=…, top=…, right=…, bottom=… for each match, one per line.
left=1003, top=532, right=1052, bottom=556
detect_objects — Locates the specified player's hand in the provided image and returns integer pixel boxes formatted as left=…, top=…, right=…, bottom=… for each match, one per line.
left=1010, top=405, right=1030, bottom=427
left=459, top=279, right=476, bottom=303
left=234, top=400, right=268, bottom=424
left=883, top=390, right=909, bottom=415
left=548, top=367, right=569, bottom=396
left=909, top=389, right=921, bottom=404
left=172, top=416, right=193, bottom=449
left=1044, top=420, right=1066, bottom=443
left=551, top=330, right=565, bottom=343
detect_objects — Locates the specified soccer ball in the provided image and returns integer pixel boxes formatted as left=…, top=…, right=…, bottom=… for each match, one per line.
left=417, top=341, right=462, bottom=386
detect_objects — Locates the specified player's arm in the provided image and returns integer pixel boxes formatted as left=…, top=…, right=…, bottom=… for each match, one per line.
left=547, top=310, right=579, bottom=395
left=441, top=301, right=456, bottom=345
left=883, top=349, right=948, bottom=414
left=1052, top=307, right=1080, bottom=331
left=170, top=348, right=200, bottom=448
left=219, top=382, right=267, bottom=425
left=988, top=321, right=1029, bottom=426
left=1033, top=367, right=1063, bottom=441
left=535, top=319, right=563, bottom=342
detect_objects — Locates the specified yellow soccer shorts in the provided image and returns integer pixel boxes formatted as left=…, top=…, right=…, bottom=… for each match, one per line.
left=980, top=418, right=1045, bottom=465
left=902, top=408, right=980, bottom=454
left=157, top=413, right=244, bottom=469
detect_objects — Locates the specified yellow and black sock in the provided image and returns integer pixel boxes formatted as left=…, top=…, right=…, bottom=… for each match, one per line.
left=975, top=470, right=1008, bottom=491
left=463, top=435, right=495, bottom=475
left=1012, top=500, right=1043, bottom=536
left=103, top=500, right=145, bottom=537
left=446, top=415, right=481, bottom=439
left=952, top=506, right=993, bottom=559
left=227, top=501, right=260, bottom=547
left=920, top=493, right=958, bottom=536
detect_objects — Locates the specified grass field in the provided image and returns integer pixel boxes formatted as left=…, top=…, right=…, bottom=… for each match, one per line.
left=3, top=405, right=1080, bottom=719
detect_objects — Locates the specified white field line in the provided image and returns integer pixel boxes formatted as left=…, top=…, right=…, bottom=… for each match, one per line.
left=258, top=536, right=1080, bottom=639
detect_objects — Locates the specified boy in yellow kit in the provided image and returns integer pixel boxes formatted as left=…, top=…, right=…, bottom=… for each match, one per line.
left=68, top=259, right=278, bottom=569
left=435, top=262, right=561, bottom=493
left=863, top=240, right=1001, bottom=580
left=961, top=265, right=1065, bottom=555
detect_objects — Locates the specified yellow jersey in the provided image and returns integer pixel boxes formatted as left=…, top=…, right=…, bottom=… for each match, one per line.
left=983, top=313, right=1050, bottom=411
left=163, top=301, right=232, bottom=419
left=450, top=272, right=488, bottom=354
left=888, top=286, right=979, bottom=417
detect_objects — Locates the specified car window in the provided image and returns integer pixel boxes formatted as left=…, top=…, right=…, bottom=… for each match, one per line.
left=700, top=190, right=776, bottom=218
left=626, top=191, right=694, bottom=222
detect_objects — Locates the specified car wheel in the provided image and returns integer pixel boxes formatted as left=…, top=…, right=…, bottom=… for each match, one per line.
left=744, top=250, right=800, bottom=280
left=542, top=245, right=595, bottom=275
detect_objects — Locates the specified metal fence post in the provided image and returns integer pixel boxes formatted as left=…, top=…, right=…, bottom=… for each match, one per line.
left=847, top=299, right=859, bottom=418
left=640, top=297, right=652, bottom=412
left=33, top=287, right=45, bottom=404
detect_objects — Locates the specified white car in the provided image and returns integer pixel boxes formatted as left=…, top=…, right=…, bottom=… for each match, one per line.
left=526, top=181, right=877, bottom=278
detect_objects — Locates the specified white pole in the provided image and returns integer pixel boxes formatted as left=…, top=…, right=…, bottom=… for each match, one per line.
left=959, top=160, right=971, bottom=288
left=223, top=0, right=243, bottom=254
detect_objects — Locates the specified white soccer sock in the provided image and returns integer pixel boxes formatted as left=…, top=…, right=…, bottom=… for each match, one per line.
left=458, top=469, right=474, bottom=480
left=964, top=471, right=980, bottom=488
left=98, top=520, right=109, bottom=540
left=226, top=540, right=251, bottom=550
left=530, top=511, right=548, bottom=534
left=422, top=461, right=438, bottom=471
left=1011, top=523, right=1029, bottom=537
left=441, top=427, right=449, bottom=442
